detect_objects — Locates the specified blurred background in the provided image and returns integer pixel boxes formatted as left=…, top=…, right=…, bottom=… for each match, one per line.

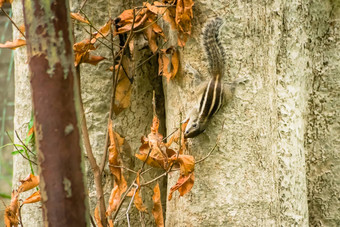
left=0, top=3, right=14, bottom=221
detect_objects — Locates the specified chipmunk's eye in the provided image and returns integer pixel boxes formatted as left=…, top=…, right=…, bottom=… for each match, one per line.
left=192, top=123, right=197, bottom=128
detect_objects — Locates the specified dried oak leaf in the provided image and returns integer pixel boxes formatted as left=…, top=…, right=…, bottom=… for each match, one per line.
left=158, top=46, right=179, bottom=81
left=0, top=0, right=13, bottom=7
left=73, top=38, right=96, bottom=66
left=143, top=16, right=166, bottom=54
left=175, top=0, right=194, bottom=47
left=108, top=119, right=127, bottom=193
left=110, top=62, right=132, bottom=115
left=168, top=155, right=195, bottom=200
left=146, top=2, right=176, bottom=30
left=22, top=190, right=41, bottom=204
left=70, top=12, right=89, bottom=24
left=136, top=116, right=174, bottom=169
left=114, top=8, right=150, bottom=35
left=18, top=173, right=39, bottom=193
left=152, top=183, right=164, bottom=227
left=91, top=19, right=112, bottom=43
left=0, top=39, right=26, bottom=49
left=94, top=205, right=104, bottom=227
left=82, top=53, right=106, bottom=65
left=169, top=155, right=194, bottom=176
left=105, top=185, right=120, bottom=217
left=134, top=174, right=147, bottom=213
left=4, top=190, right=19, bottom=227
left=168, top=173, right=194, bottom=201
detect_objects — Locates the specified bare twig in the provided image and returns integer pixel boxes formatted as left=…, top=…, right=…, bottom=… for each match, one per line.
left=15, top=130, right=35, bottom=157
left=76, top=66, right=107, bottom=226
left=110, top=165, right=138, bottom=174
left=195, top=143, right=218, bottom=164
left=6, top=131, right=37, bottom=166
left=112, top=179, right=136, bottom=221
left=18, top=204, right=24, bottom=227
left=126, top=183, right=138, bottom=227
left=0, top=8, right=26, bottom=38
left=195, top=118, right=226, bottom=164
left=79, top=9, right=121, bottom=48
left=78, top=0, right=88, bottom=12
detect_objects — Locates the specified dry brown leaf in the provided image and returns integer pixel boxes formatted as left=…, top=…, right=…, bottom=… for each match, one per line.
left=73, top=38, right=96, bottom=66
left=18, top=173, right=39, bottom=192
left=111, top=62, right=132, bottom=115
left=169, top=155, right=195, bottom=176
left=93, top=19, right=112, bottom=40
left=158, top=46, right=179, bottom=81
left=70, top=12, right=89, bottom=24
left=152, top=183, right=164, bottom=227
left=115, top=8, right=150, bottom=35
left=82, top=54, right=106, bottom=65
left=168, top=173, right=194, bottom=201
left=4, top=190, right=19, bottom=227
left=94, top=205, right=104, bottom=227
left=22, top=190, right=41, bottom=204
left=136, top=116, right=171, bottom=169
left=108, top=120, right=127, bottom=193
left=134, top=174, right=147, bottom=213
left=0, top=39, right=26, bottom=49
left=108, top=219, right=114, bottom=227
left=149, top=2, right=177, bottom=30
left=0, top=0, right=13, bottom=7
left=105, top=185, right=120, bottom=217
left=175, top=0, right=194, bottom=47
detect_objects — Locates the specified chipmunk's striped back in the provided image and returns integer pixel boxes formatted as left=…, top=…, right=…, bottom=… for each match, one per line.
left=184, top=18, right=226, bottom=138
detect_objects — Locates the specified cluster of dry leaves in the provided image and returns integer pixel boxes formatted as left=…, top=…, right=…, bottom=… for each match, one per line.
left=98, top=114, right=194, bottom=226
left=4, top=174, right=41, bottom=227
left=2, top=0, right=197, bottom=226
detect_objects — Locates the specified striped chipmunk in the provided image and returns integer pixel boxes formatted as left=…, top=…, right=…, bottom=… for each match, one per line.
left=184, top=17, right=248, bottom=138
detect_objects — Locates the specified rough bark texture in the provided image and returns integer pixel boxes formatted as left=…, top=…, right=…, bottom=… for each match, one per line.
left=305, top=1, right=340, bottom=226
left=12, top=1, right=43, bottom=226
left=165, top=0, right=337, bottom=226
left=22, top=0, right=88, bottom=226
left=71, top=0, right=166, bottom=225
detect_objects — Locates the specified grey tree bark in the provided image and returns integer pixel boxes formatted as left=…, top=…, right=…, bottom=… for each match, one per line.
left=165, top=0, right=339, bottom=226
left=11, top=0, right=339, bottom=226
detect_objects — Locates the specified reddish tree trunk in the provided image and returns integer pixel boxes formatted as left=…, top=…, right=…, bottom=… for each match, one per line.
left=22, top=0, right=88, bottom=226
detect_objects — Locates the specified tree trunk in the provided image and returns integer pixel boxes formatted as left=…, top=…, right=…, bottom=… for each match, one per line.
left=165, top=0, right=339, bottom=226
left=22, top=0, right=88, bottom=226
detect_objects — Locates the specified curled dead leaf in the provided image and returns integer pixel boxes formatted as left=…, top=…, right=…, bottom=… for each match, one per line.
left=18, top=173, right=39, bottom=192
left=106, top=185, right=120, bottom=217
left=168, top=172, right=194, bottom=201
left=22, top=190, right=41, bottom=204
left=70, top=12, right=89, bottom=24
left=0, top=39, right=26, bottom=49
left=4, top=190, right=19, bottom=227
left=108, top=120, right=127, bottom=193
left=94, top=205, right=104, bottom=227
left=133, top=174, right=147, bottom=213
left=158, top=46, right=179, bottom=81
left=152, top=183, right=164, bottom=227
left=82, top=53, right=106, bottom=65
left=92, top=19, right=112, bottom=42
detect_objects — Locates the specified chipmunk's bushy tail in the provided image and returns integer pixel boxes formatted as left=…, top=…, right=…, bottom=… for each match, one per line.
left=202, top=17, right=225, bottom=76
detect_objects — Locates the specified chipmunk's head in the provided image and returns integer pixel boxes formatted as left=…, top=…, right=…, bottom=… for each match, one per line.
left=184, top=116, right=207, bottom=138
